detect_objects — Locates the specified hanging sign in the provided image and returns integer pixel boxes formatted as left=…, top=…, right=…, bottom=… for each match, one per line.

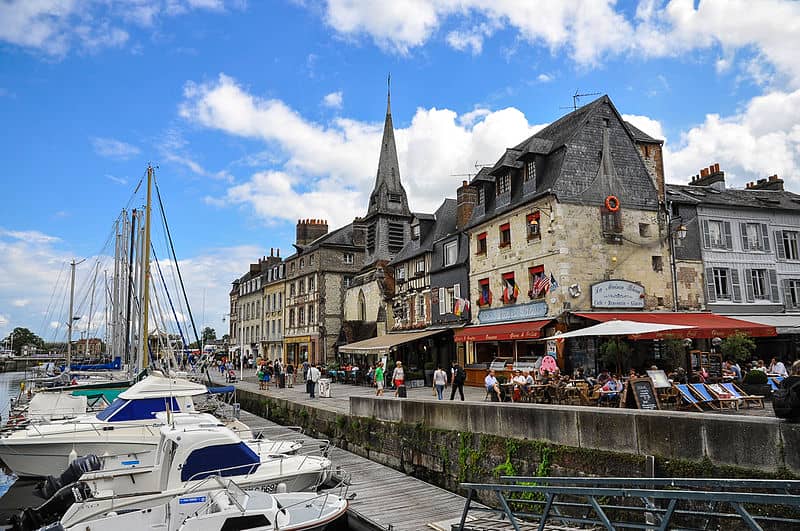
left=591, top=280, right=645, bottom=309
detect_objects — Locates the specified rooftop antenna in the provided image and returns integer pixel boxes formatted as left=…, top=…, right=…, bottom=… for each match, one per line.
left=474, top=161, right=494, bottom=170
left=560, top=89, right=601, bottom=111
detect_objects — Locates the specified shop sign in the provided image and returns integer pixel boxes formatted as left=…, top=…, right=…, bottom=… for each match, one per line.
left=591, top=280, right=645, bottom=308
left=478, top=301, right=548, bottom=324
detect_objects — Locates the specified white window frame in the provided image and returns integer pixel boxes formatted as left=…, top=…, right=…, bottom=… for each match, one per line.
left=415, top=259, right=425, bottom=274
left=708, top=220, right=725, bottom=248
left=443, top=240, right=458, bottom=267
left=751, top=269, right=768, bottom=299
left=713, top=268, right=730, bottom=300
left=784, top=231, right=800, bottom=260
left=343, top=252, right=354, bottom=264
left=396, top=266, right=406, bottom=281
left=415, top=293, right=426, bottom=321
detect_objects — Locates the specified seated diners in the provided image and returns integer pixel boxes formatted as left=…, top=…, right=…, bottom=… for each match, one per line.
left=511, top=369, right=527, bottom=401
left=724, top=359, right=742, bottom=382
left=485, top=369, right=502, bottom=401
left=769, top=357, right=788, bottom=377
left=599, top=374, right=623, bottom=405
left=597, top=369, right=611, bottom=387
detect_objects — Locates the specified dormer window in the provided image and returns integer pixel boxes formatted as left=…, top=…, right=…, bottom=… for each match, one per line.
left=411, top=224, right=420, bottom=240
left=478, top=186, right=485, bottom=204
left=496, top=173, right=510, bottom=196
left=525, top=159, right=536, bottom=183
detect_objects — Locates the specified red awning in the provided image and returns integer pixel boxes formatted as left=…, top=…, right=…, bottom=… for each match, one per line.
left=454, top=319, right=553, bottom=343
left=573, top=312, right=777, bottom=339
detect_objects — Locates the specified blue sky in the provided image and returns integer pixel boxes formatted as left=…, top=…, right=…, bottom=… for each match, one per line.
left=2, top=0, right=799, bottom=342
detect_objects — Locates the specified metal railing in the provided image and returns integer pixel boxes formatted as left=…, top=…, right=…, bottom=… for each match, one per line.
left=456, top=477, right=800, bottom=531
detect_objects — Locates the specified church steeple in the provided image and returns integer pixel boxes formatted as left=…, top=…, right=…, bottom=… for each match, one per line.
left=367, top=75, right=410, bottom=218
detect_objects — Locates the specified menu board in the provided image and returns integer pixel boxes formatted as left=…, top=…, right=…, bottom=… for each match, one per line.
left=626, top=377, right=660, bottom=410
left=707, top=353, right=723, bottom=380
left=690, top=350, right=702, bottom=372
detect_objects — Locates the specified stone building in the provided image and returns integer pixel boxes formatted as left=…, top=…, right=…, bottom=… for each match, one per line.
left=454, top=95, right=673, bottom=370
left=260, top=249, right=286, bottom=362
left=230, top=252, right=281, bottom=362
left=668, top=167, right=800, bottom=358
left=283, top=219, right=365, bottom=365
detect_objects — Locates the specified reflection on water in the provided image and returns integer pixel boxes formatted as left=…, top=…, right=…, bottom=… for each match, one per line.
left=0, top=372, right=25, bottom=423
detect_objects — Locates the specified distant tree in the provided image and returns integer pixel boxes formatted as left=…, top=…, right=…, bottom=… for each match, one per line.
left=3, top=327, right=45, bottom=355
left=721, top=332, right=756, bottom=364
left=599, top=338, right=632, bottom=375
left=202, top=327, right=216, bottom=342
left=221, top=334, right=230, bottom=343
left=44, top=341, right=67, bottom=353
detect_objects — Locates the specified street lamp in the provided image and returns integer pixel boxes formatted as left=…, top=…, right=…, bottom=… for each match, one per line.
left=683, top=337, right=694, bottom=377
left=667, top=206, right=688, bottom=311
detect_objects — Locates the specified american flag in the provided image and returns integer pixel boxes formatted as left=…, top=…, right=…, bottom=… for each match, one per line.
left=533, top=273, right=551, bottom=295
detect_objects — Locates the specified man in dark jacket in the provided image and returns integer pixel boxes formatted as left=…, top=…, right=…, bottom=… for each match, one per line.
left=450, top=362, right=465, bottom=401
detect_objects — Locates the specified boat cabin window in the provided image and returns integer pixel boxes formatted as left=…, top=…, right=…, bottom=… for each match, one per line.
left=220, top=514, right=271, bottom=531
left=181, top=442, right=260, bottom=482
left=96, top=397, right=181, bottom=422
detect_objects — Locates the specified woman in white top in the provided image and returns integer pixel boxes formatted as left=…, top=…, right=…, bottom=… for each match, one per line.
left=433, top=366, right=448, bottom=400
left=392, top=361, right=405, bottom=397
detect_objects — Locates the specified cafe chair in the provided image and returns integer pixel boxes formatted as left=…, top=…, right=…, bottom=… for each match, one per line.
left=674, top=383, right=712, bottom=412
left=690, top=383, right=738, bottom=411
left=722, top=382, right=765, bottom=409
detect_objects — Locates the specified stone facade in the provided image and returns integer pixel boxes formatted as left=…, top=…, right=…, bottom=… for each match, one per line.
left=261, top=260, right=285, bottom=362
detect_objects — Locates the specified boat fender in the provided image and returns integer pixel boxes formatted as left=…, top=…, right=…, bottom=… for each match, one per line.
left=276, top=483, right=287, bottom=493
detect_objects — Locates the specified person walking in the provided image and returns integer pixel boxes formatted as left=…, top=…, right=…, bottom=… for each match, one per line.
left=392, top=361, right=405, bottom=398
left=433, top=365, right=448, bottom=400
left=286, top=362, right=295, bottom=388
left=308, top=364, right=321, bottom=398
left=375, top=361, right=385, bottom=396
left=450, top=362, right=465, bottom=400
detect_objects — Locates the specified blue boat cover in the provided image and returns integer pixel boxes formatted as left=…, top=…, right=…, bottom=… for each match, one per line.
left=70, top=357, right=122, bottom=371
left=96, top=396, right=180, bottom=422
left=207, top=386, right=235, bottom=394
left=180, top=442, right=260, bottom=482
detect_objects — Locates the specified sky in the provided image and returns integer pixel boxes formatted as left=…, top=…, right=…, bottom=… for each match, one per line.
left=1, top=0, right=800, bottom=344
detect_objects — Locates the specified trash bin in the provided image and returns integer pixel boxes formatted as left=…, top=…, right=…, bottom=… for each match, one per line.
left=397, top=384, right=407, bottom=398
left=318, top=378, right=331, bottom=398
left=279, top=372, right=286, bottom=389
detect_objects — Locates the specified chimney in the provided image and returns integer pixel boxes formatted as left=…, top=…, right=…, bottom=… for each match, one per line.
left=352, top=217, right=367, bottom=248
left=688, top=162, right=725, bottom=191
left=747, top=174, right=784, bottom=191
left=296, top=218, right=329, bottom=246
left=456, top=180, right=478, bottom=230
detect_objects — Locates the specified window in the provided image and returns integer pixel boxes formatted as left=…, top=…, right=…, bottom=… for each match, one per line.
left=499, top=223, right=511, bottom=247
left=290, top=282, right=296, bottom=297
left=785, top=279, right=800, bottom=309
left=396, top=266, right=406, bottom=281
left=476, top=232, right=487, bottom=255
left=389, top=192, right=402, bottom=203
left=528, top=265, right=546, bottom=299
left=525, top=159, right=536, bottom=182
left=501, top=272, right=518, bottom=304
left=358, top=291, right=366, bottom=321
left=298, top=278, right=305, bottom=294
left=601, top=209, right=623, bottom=235
left=415, top=293, right=426, bottom=321
left=289, top=309, right=295, bottom=327
left=308, top=305, right=314, bottom=324
left=290, top=262, right=295, bottom=273
left=750, top=269, right=769, bottom=299
left=265, top=296, right=271, bottom=313
left=478, top=278, right=491, bottom=306
left=300, top=258, right=305, bottom=269
left=713, top=268, right=730, bottom=299
left=639, top=223, right=651, bottom=237
left=443, top=240, right=458, bottom=266
left=526, top=212, right=541, bottom=241
left=415, top=259, right=425, bottom=275
left=478, top=186, right=485, bottom=204
left=388, top=221, right=405, bottom=253
left=366, top=223, right=376, bottom=252
left=438, top=284, right=461, bottom=315
left=277, top=319, right=281, bottom=335
left=702, top=219, right=732, bottom=250
left=271, top=320, right=276, bottom=335
left=706, top=267, right=741, bottom=303
left=308, top=275, right=315, bottom=292
left=277, top=292, right=282, bottom=309
left=778, top=230, right=799, bottom=260
left=741, top=222, right=770, bottom=252
left=343, top=252, right=354, bottom=264
left=344, top=276, right=353, bottom=288
left=496, top=173, right=510, bottom=196
left=411, top=223, right=420, bottom=240
left=651, top=255, right=663, bottom=272
left=298, top=306, right=305, bottom=325
left=309, top=254, right=315, bottom=264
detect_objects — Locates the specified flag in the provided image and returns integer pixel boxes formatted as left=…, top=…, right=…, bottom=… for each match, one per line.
left=534, top=273, right=550, bottom=296
left=502, top=282, right=509, bottom=303
left=463, top=299, right=470, bottom=313
left=512, top=282, right=519, bottom=299
left=454, top=298, right=462, bottom=316
left=550, top=273, right=559, bottom=290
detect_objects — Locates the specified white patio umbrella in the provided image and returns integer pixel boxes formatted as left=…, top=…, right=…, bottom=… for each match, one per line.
left=540, top=319, right=694, bottom=340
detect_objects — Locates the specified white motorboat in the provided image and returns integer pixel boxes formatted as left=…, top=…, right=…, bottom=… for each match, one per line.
left=43, top=415, right=331, bottom=528
left=0, top=373, right=252, bottom=477
left=50, top=477, right=348, bottom=531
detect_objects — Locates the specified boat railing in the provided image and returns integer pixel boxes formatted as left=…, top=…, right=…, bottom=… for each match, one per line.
left=182, top=475, right=249, bottom=513
left=17, top=419, right=165, bottom=439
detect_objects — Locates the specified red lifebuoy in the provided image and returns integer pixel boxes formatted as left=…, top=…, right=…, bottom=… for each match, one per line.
left=605, top=195, right=620, bottom=212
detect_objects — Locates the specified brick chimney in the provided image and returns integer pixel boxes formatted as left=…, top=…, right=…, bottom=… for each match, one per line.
left=746, top=174, right=784, bottom=191
left=352, top=217, right=367, bottom=247
left=688, top=163, right=725, bottom=191
left=456, top=180, right=478, bottom=230
left=296, top=219, right=329, bottom=246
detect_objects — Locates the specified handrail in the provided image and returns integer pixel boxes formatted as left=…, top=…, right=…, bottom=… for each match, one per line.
left=501, top=476, right=800, bottom=490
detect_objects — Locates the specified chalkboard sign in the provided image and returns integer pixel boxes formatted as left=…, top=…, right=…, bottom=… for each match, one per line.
left=690, top=350, right=702, bottom=372
left=624, top=377, right=660, bottom=410
left=707, top=353, right=723, bottom=380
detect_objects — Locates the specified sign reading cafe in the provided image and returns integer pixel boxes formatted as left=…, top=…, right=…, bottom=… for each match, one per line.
left=591, top=280, right=645, bottom=309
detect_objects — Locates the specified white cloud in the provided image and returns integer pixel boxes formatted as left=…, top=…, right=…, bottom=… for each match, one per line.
left=0, top=0, right=241, bottom=56
left=536, top=73, right=554, bottom=83
left=622, top=113, right=666, bottom=143
left=92, top=137, right=140, bottom=160
left=11, top=299, right=30, bottom=308
left=0, top=228, right=61, bottom=244
left=181, top=73, right=541, bottom=227
left=105, top=174, right=128, bottom=185
left=322, top=91, right=343, bottom=109
left=319, top=0, right=800, bottom=87
left=0, top=314, right=8, bottom=328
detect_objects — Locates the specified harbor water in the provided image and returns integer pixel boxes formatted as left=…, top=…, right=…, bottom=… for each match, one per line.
left=0, top=372, right=25, bottom=423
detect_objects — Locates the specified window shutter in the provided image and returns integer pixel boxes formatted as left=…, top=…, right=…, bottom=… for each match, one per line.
left=768, top=269, right=780, bottom=302
left=439, top=287, right=446, bottom=315
left=761, top=224, right=770, bottom=252
left=776, top=231, right=786, bottom=259
left=783, top=279, right=794, bottom=309
left=702, top=220, right=711, bottom=248
left=730, top=269, right=742, bottom=302
left=744, top=268, right=755, bottom=302
left=705, top=268, right=717, bottom=303
left=740, top=223, right=749, bottom=251
left=454, top=283, right=461, bottom=299
left=723, top=221, right=733, bottom=250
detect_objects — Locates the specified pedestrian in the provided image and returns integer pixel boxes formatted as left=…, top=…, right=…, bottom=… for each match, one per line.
left=392, top=361, right=405, bottom=398
left=450, top=362, right=465, bottom=401
left=257, top=364, right=266, bottom=390
left=308, top=364, right=321, bottom=398
left=286, top=362, right=295, bottom=388
left=375, top=361, right=385, bottom=397
left=302, top=360, right=309, bottom=382
left=433, top=365, right=448, bottom=400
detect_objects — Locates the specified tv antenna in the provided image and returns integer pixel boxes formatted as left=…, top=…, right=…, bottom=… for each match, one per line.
left=560, top=90, right=601, bottom=111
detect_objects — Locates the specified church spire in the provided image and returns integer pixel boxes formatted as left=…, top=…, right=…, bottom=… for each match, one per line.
left=387, top=73, right=391, bottom=115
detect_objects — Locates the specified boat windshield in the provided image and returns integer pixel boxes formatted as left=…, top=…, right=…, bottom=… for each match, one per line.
left=96, top=397, right=181, bottom=422
left=181, top=442, right=260, bottom=482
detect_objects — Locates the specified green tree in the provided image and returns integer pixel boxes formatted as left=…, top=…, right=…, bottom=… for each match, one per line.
left=721, top=331, right=756, bottom=364
left=202, top=327, right=216, bottom=342
left=660, top=335, right=689, bottom=371
left=3, top=327, right=45, bottom=356
left=599, top=338, right=631, bottom=375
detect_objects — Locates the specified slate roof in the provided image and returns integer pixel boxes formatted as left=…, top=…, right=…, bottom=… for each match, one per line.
left=667, top=184, right=800, bottom=211
left=289, top=223, right=358, bottom=259
left=469, top=166, right=494, bottom=185
left=489, top=148, right=523, bottom=175
left=624, top=121, right=663, bottom=144
left=390, top=199, right=457, bottom=264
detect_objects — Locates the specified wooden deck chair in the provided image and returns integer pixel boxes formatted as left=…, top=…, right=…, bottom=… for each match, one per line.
left=722, top=382, right=765, bottom=409
left=706, top=383, right=740, bottom=411
left=674, top=383, right=709, bottom=412
left=690, top=383, right=738, bottom=411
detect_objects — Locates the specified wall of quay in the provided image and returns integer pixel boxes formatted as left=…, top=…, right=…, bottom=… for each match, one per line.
left=237, top=390, right=799, bottom=499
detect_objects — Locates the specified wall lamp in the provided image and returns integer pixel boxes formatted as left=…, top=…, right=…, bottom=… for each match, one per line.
left=528, top=205, right=555, bottom=226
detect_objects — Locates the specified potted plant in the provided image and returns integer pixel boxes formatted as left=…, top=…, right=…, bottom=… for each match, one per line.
left=741, top=369, right=771, bottom=399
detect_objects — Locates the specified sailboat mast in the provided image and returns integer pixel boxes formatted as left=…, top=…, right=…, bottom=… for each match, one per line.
left=67, top=259, right=76, bottom=367
left=140, top=165, right=154, bottom=368
left=85, top=263, right=98, bottom=357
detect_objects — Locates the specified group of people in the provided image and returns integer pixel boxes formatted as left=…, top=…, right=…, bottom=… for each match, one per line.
left=370, top=360, right=408, bottom=398
left=256, top=358, right=295, bottom=390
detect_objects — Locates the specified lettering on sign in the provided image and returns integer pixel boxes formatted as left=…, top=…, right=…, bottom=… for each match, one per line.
left=591, top=280, right=645, bottom=308
left=623, top=377, right=660, bottom=410
left=478, top=301, right=548, bottom=324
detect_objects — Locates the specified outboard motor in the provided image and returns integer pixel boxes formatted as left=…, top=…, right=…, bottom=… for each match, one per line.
left=34, top=454, right=102, bottom=499
left=11, top=482, right=92, bottom=531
